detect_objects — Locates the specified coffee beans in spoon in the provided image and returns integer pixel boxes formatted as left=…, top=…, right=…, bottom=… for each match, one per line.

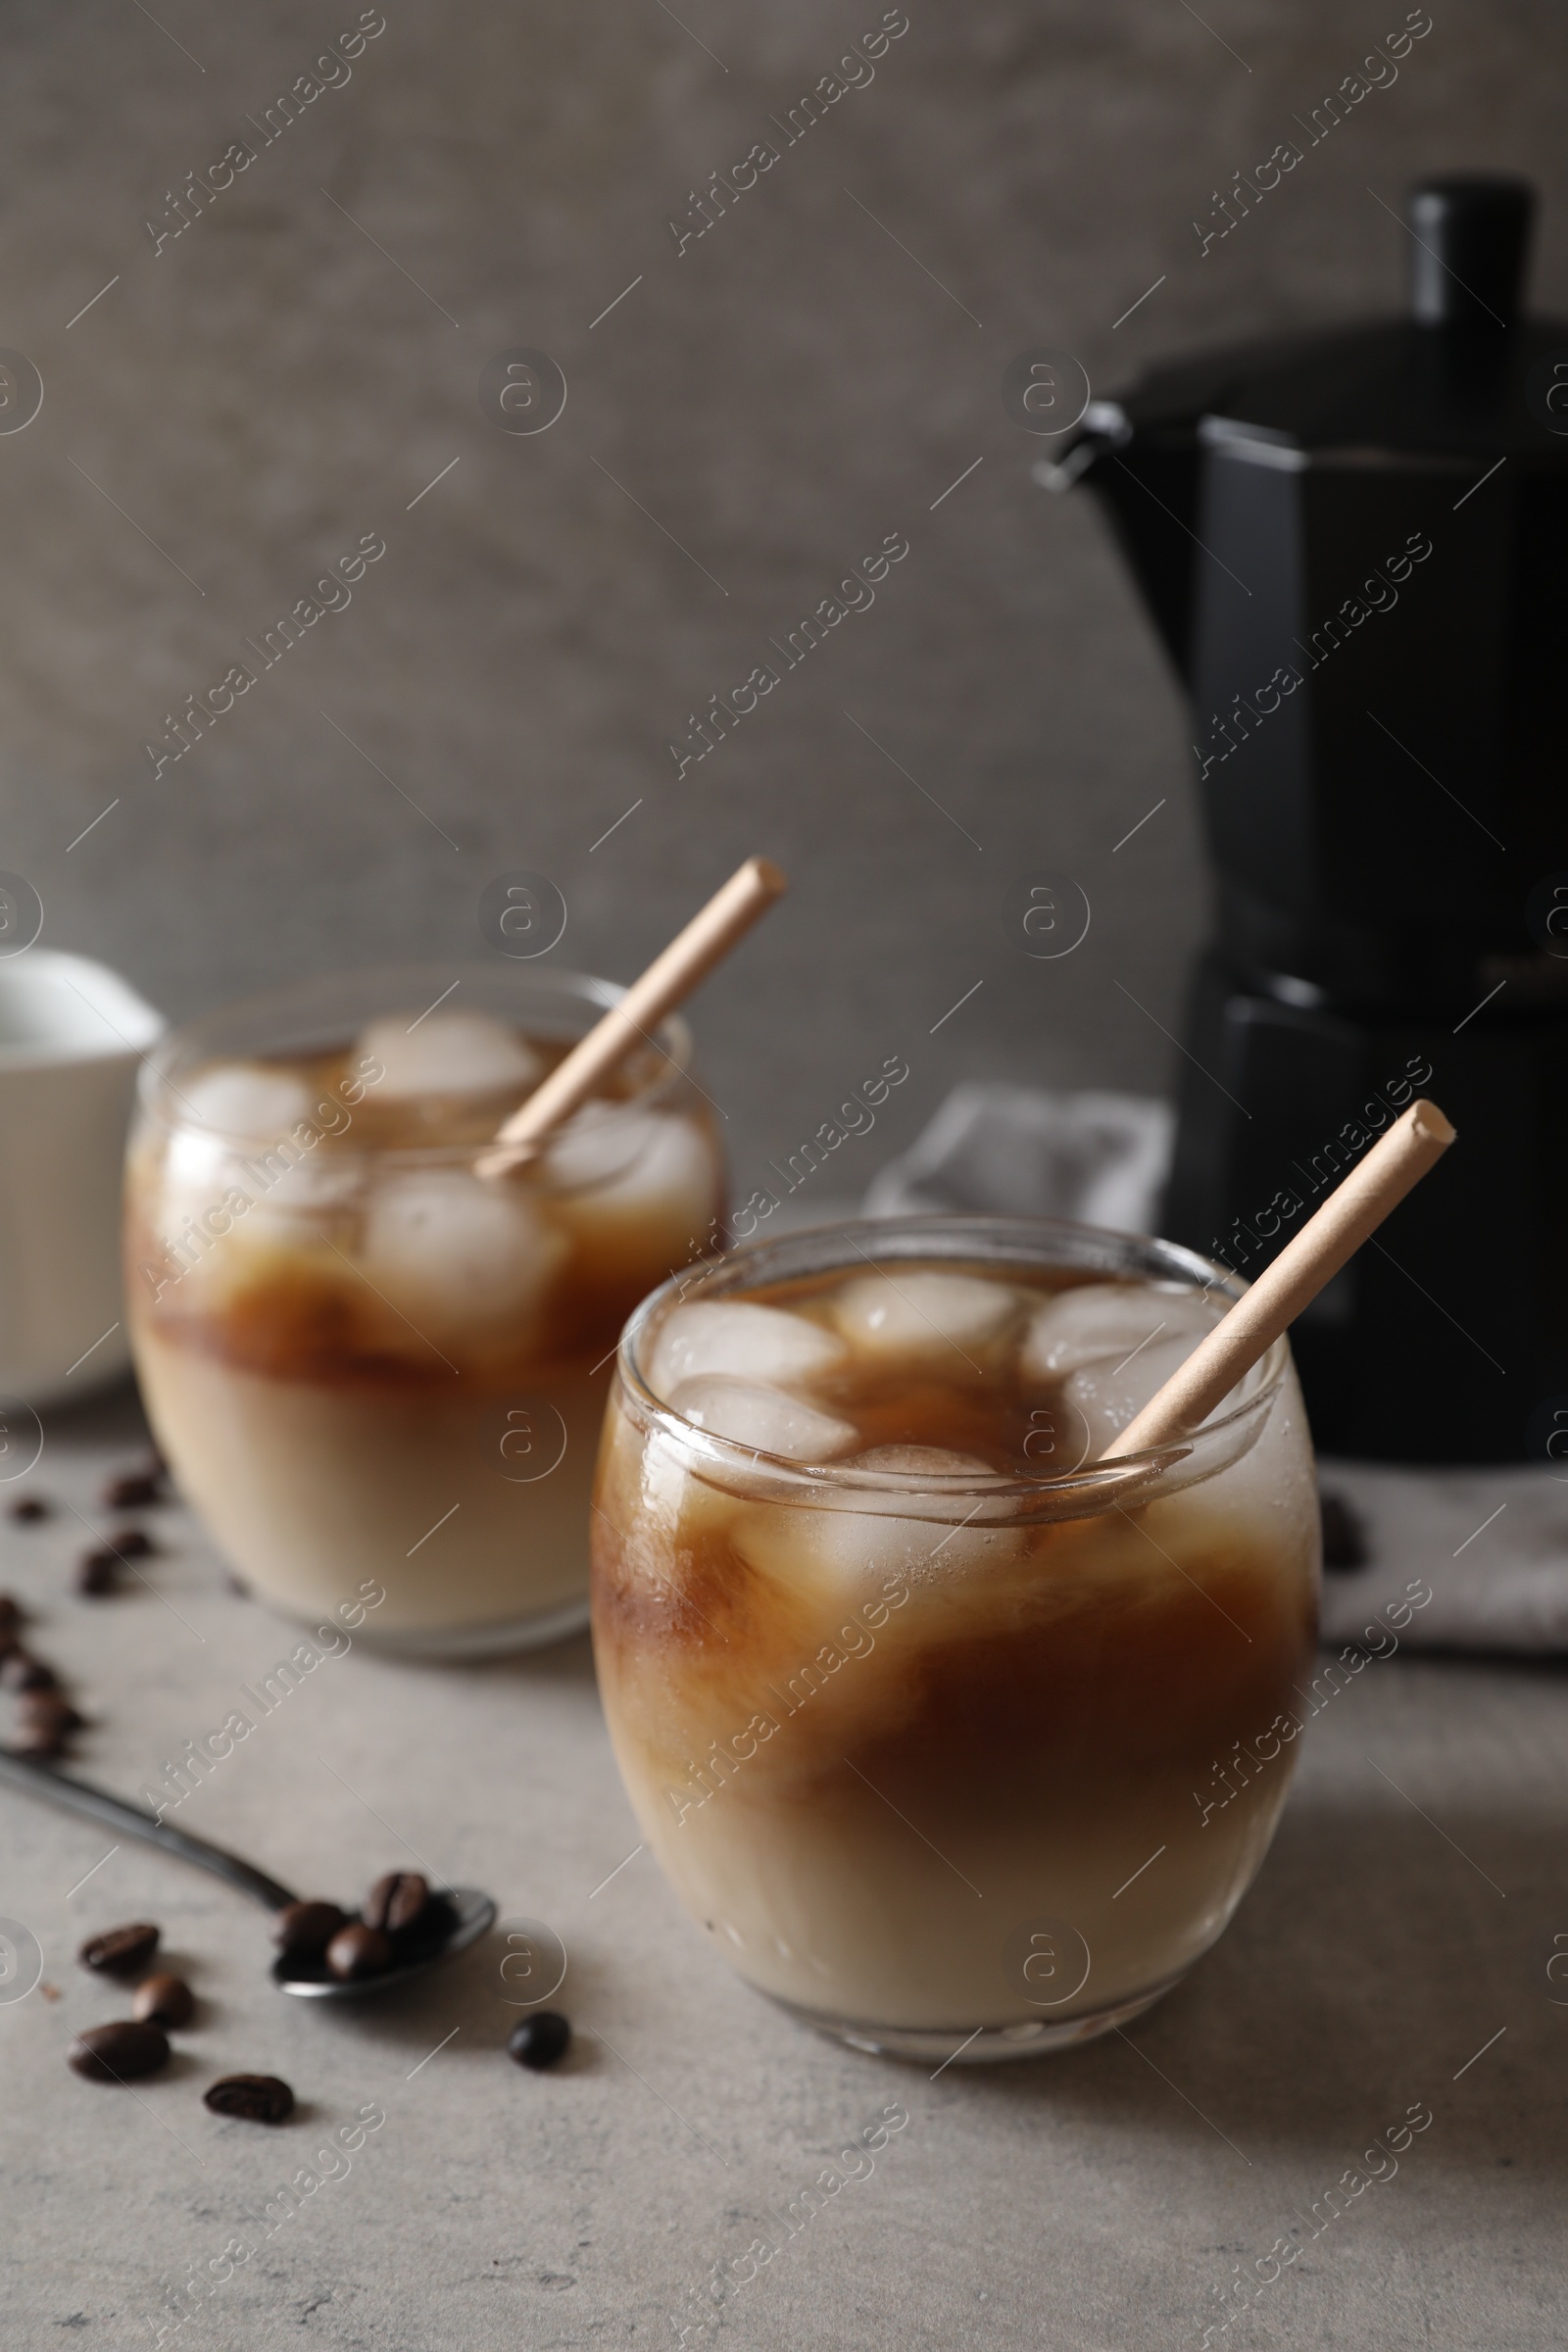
left=293, top=1874, right=455, bottom=1982
left=272, top=1901, right=350, bottom=1967
left=325, top=1923, right=393, bottom=1980
left=363, top=1872, right=431, bottom=1936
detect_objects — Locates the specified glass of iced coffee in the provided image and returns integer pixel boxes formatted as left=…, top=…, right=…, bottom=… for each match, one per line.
left=126, top=966, right=723, bottom=1655
left=591, top=1216, right=1318, bottom=2059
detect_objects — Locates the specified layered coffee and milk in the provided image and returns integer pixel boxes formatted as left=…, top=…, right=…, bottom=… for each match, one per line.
left=592, top=1242, right=1318, bottom=2043
left=127, top=988, right=722, bottom=1652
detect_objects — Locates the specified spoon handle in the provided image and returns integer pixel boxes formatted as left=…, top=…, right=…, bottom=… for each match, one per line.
left=0, top=1747, right=298, bottom=1912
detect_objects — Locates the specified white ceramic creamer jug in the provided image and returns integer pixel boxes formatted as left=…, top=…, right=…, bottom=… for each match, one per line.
left=0, top=950, right=165, bottom=1404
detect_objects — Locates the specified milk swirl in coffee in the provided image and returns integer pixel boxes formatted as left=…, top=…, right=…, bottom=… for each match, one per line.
left=592, top=1225, right=1318, bottom=2053
left=127, top=976, right=723, bottom=1652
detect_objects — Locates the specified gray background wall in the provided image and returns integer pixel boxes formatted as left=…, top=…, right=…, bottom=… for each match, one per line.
left=3, top=0, right=1564, bottom=1196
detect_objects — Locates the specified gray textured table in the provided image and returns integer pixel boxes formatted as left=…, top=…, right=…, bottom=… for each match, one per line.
left=3, top=1379, right=1562, bottom=2352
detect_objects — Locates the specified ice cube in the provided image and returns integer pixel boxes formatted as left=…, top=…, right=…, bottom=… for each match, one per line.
left=828, top=1271, right=1018, bottom=1361
left=1065, top=1334, right=1239, bottom=1456
left=668, top=1376, right=858, bottom=1462
left=160, top=1128, right=235, bottom=1223
left=1019, top=1281, right=1220, bottom=1382
left=544, top=1102, right=657, bottom=1191
left=847, top=1445, right=993, bottom=1478
left=177, top=1063, right=314, bottom=1140
left=158, top=1066, right=317, bottom=1235
left=729, top=1483, right=1019, bottom=1598
left=359, top=1009, right=541, bottom=1100
left=235, top=1153, right=364, bottom=1251
left=649, top=1300, right=846, bottom=1398
left=358, top=1168, right=567, bottom=1337
left=549, top=1108, right=711, bottom=1216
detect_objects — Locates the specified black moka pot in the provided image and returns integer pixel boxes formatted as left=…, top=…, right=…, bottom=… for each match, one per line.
left=1051, top=174, right=1568, bottom=1462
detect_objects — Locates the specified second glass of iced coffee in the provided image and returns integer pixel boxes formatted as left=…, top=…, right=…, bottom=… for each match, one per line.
left=592, top=1216, right=1320, bottom=2059
left=126, top=966, right=723, bottom=1654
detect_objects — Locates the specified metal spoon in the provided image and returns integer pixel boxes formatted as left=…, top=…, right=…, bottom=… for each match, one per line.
left=0, top=1746, right=496, bottom=1999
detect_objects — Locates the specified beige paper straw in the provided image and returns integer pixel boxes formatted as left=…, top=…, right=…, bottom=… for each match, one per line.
left=476, top=857, right=787, bottom=1179
left=1102, top=1098, right=1456, bottom=1460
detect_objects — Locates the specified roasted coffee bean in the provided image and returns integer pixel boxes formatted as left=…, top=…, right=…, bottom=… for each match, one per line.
left=133, top=1973, right=195, bottom=2030
left=108, top=1527, right=155, bottom=1560
left=102, top=1471, right=161, bottom=1510
left=11, top=1693, right=81, bottom=1756
left=271, top=1901, right=350, bottom=1966
left=9, top=1721, right=69, bottom=1758
left=0, top=1592, right=21, bottom=1641
left=507, top=2012, right=571, bottom=2072
left=19, top=1690, right=82, bottom=1731
left=0, top=1650, right=57, bottom=1690
left=75, top=1549, right=119, bottom=1597
left=1321, top=1492, right=1369, bottom=1572
left=10, top=1721, right=69, bottom=1759
left=364, top=1871, right=430, bottom=1936
left=325, top=1923, right=393, bottom=1981
left=224, top=1572, right=250, bottom=1598
left=78, top=1922, right=161, bottom=1976
left=69, top=2021, right=170, bottom=2082
left=204, top=2072, right=294, bottom=2123
left=9, top=1495, right=49, bottom=1523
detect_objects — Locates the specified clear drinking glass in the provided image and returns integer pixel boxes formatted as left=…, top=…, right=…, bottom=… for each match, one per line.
left=125, top=965, right=724, bottom=1656
left=591, top=1215, right=1319, bottom=2061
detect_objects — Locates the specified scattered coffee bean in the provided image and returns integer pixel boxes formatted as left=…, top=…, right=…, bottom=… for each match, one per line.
left=0, top=1650, right=57, bottom=1690
left=271, top=1900, right=350, bottom=1967
left=223, top=1572, right=250, bottom=1598
left=69, top=2020, right=170, bottom=2082
left=78, top=1922, right=161, bottom=1976
left=20, top=1690, right=82, bottom=1731
left=364, top=1871, right=430, bottom=1936
left=1321, top=1492, right=1369, bottom=1572
left=0, top=1592, right=21, bottom=1642
left=74, top=1549, right=120, bottom=1598
left=204, top=2072, right=294, bottom=2123
left=11, top=1693, right=82, bottom=1756
left=10, top=1717, right=67, bottom=1759
left=133, top=1973, right=195, bottom=2030
left=325, top=1923, right=393, bottom=1981
left=508, top=2012, right=571, bottom=2072
left=102, top=1471, right=162, bottom=1511
left=108, top=1527, right=155, bottom=1560
left=9, top=1495, right=49, bottom=1523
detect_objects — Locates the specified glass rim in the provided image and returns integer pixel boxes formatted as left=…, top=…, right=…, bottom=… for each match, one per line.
left=617, top=1211, right=1285, bottom=1501
left=135, top=961, right=696, bottom=1159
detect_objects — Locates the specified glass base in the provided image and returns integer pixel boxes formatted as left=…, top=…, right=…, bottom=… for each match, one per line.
left=767, top=1973, right=1183, bottom=2063
left=348, top=1594, right=591, bottom=1661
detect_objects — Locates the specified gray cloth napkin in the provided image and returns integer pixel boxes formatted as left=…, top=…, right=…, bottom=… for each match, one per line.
left=1315, top=1463, right=1568, bottom=1656
left=863, top=1083, right=1173, bottom=1231
left=864, top=1084, right=1568, bottom=1656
